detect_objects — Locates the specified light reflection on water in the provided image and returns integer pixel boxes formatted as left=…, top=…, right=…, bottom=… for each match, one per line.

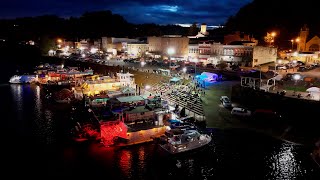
left=119, top=150, right=133, bottom=178
left=9, top=84, right=56, bottom=145
left=266, top=143, right=306, bottom=179
left=84, top=134, right=319, bottom=179
left=11, top=84, right=23, bottom=118
left=2, top=84, right=320, bottom=179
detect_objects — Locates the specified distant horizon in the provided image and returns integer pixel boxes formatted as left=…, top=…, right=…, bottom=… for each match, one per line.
left=0, top=13, right=223, bottom=28
left=0, top=0, right=253, bottom=25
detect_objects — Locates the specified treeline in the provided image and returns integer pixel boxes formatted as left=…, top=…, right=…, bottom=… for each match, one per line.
left=224, top=0, right=320, bottom=48
left=0, top=10, right=197, bottom=43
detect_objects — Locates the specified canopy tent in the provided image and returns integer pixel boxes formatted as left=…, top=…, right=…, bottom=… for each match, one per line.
left=306, top=87, right=320, bottom=92
left=116, top=95, right=144, bottom=103
left=121, top=87, right=136, bottom=94
left=306, top=87, right=320, bottom=100
left=273, top=74, right=283, bottom=81
left=169, top=77, right=181, bottom=82
left=196, top=72, right=219, bottom=82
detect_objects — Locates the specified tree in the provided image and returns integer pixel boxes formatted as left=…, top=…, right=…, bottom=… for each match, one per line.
left=216, top=61, right=228, bottom=70
left=39, top=35, right=55, bottom=55
left=188, top=23, right=198, bottom=36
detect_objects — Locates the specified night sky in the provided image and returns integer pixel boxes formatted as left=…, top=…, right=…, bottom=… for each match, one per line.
left=0, top=0, right=252, bottom=25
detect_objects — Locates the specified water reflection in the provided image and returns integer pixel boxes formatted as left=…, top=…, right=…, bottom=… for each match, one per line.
left=3, top=84, right=320, bottom=179
left=10, top=84, right=23, bottom=114
left=35, top=85, right=41, bottom=115
left=119, top=150, right=132, bottom=178
left=266, top=143, right=305, bottom=179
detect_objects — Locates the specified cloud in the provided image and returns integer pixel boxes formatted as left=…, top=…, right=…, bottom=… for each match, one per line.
left=0, top=0, right=253, bottom=25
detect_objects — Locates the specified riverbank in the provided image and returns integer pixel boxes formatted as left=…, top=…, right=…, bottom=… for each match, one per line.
left=43, top=56, right=319, bottom=146
left=231, top=84, right=320, bottom=145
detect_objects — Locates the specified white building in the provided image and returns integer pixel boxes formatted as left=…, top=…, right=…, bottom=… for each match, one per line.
left=101, top=37, right=140, bottom=56
left=127, top=43, right=149, bottom=58
left=211, top=44, right=253, bottom=65
left=210, top=44, right=276, bottom=67
left=116, top=72, right=135, bottom=88
left=252, top=46, right=277, bottom=67
left=188, top=23, right=209, bottom=39
left=188, top=44, right=199, bottom=59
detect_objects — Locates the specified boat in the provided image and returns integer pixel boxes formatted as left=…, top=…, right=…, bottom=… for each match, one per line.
left=9, top=75, right=36, bottom=84
left=160, top=129, right=211, bottom=154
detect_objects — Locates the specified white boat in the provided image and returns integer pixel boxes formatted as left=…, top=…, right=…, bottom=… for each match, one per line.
left=9, top=75, right=21, bottom=84
left=160, top=129, right=211, bottom=154
left=9, top=75, right=36, bottom=84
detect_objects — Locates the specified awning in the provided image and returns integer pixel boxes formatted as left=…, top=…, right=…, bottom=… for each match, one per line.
left=170, top=77, right=181, bottom=82
left=306, top=87, right=320, bottom=92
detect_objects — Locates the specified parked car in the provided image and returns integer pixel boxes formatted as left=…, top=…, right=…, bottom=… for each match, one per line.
left=297, top=66, right=306, bottom=72
left=220, top=96, right=232, bottom=108
left=231, top=107, right=251, bottom=117
left=252, top=109, right=281, bottom=121
left=277, top=65, right=287, bottom=70
left=206, top=63, right=214, bottom=68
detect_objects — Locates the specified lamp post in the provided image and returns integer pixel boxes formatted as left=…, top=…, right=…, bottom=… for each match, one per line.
left=182, top=67, right=187, bottom=79
left=291, top=39, right=294, bottom=50
left=194, top=58, right=198, bottom=76
left=293, top=74, right=301, bottom=94
left=167, top=47, right=175, bottom=76
left=295, top=38, right=300, bottom=51
left=259, top=65, right=262, bottom=89
left=271, top=32, right=276, bottom=47
left=141, top=61, right=146, bottom=72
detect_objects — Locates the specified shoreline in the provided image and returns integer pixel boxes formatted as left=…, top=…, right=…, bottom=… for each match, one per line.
left=43, top=56, right=320, bottom=147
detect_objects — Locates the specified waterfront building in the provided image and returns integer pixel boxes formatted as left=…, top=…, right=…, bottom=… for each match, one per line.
left=101, top=37, right=140, bottom=56
left=76, top=72, right=135, bottom=96
left=127, top=42, right=149, bottom=58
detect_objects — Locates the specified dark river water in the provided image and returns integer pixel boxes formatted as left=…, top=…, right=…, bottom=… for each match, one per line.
left=0, top=59, right=319, bottom=179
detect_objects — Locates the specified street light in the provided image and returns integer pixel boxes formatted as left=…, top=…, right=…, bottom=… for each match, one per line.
left=194, top=58, right=198, bottom=76
left=295, top=38, right=300, bottom=51
left=271, top=32, right=276, bottom=46
left=291, top=39, right=294, bottom=50
left=141, top=61, right=146, bottom=72
left=182, top=67, right=187, bottom=73
left=293, top=74, right=301, bottom=82
left=293, top=74, right=301, bottom=94
left=259, top=65, right=262, bottom=89
left=167, top=47, right=175, bottom=75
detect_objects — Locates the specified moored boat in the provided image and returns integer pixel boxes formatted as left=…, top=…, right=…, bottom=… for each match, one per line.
left=160, top=129, right=211, bottom=154
left=9, top=75, right=36, bottom=84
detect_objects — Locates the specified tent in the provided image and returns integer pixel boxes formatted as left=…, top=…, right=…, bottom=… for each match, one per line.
left=197, top=72, right=219, bottom=82
left=306, top=87, right=320, bottom=100
left=306, top=87, right=320, bottom=92
left=121, top=87, right=136, bottom=95
left=170, top=77, right=181, bottom=82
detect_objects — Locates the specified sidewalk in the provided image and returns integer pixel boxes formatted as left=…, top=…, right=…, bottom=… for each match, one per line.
left=269, top=88, right=315, bottom=100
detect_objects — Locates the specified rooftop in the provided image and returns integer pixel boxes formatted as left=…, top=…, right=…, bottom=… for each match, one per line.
left=229, top=41, right=255, bottom=45
left=125, top=106, right=151, bottom=114
left=116, top=95, right=144, bottom=103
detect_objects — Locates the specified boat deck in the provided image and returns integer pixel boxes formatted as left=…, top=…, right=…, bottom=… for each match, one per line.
left=127, top=122, right=164, bottom=132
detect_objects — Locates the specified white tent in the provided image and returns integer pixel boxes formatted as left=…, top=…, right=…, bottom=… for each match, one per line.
left=306, top=87, right=320, bottom=100
left=273, top=74, right=283, bottom=81
left=306, top=87, right=320, bottom=92
left=170, top=77, right=181, bottom=82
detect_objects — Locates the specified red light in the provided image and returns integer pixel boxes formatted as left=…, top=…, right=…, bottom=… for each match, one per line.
left=100, top=121, right=128, bottom=146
